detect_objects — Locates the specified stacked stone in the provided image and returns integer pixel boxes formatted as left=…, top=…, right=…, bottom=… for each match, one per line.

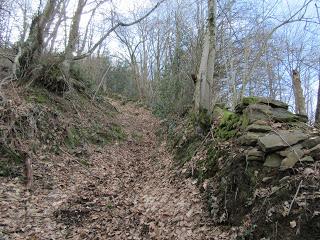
left=236, top=97, right=320, bottom=170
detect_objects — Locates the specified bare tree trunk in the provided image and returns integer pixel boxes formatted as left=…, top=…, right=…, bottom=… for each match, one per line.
left=315, top=76, right=320, bottom=127
left=292, top=69, right=307, bottom=116
left=62, top=0, right=87, bottom=79
left=194, top=0, right=217, bottom=113
left=15, top=0, right=57, bottom=80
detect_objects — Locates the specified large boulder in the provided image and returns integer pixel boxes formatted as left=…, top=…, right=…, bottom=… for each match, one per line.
left=243, top=104, right=272, bottom=124
left=258, top=130, right=308, bottom=152
left=271, top=107, right=299, bottom=122
left=235, top=97, right=289, bottom=113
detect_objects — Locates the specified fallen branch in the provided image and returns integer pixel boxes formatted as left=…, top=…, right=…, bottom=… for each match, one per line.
left=288, top=180, right=303, bottom=215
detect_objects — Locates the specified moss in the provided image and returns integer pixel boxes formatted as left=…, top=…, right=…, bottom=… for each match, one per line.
left=190, top=108, right=212, bottom=132
left=26, top=88, right=51, bottom=104
left=79, top=158, right=90, bottom=167
left=132, top=132, right=143, bottom=141
left=215, top=110, right=241, bottom=139
left=88, top=123, right=126, bottom=146
left=174, top=135, right=202, bottom=166
left=240, top=113, right=250, bottom=129
left=65, top=123, right=126, bottom=149
left=65, top=127, right=82, bottom=149
left=242, top=96, right=260, bottom=106
left=196, top=145, right=221, bottom=182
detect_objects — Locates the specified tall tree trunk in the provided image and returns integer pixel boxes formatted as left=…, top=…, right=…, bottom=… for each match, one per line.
left=292, top=69, right=307, bottom=116
left=315, top=76, right=320, bottom=127
left=15, top=0, right=57, bottom=80
left=62, top=0, right=87, bottom=80
left=194, top=0, right=217, bottom=113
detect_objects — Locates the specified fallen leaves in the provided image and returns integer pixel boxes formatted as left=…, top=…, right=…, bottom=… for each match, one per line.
left=0, top=98, right=233, bottom=239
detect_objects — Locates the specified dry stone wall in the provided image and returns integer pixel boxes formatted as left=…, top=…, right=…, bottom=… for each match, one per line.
left=234, top=97, right=320, bottom=171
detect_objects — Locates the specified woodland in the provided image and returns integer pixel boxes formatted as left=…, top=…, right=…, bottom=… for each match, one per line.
left=0, top=0, right=320, bottom=239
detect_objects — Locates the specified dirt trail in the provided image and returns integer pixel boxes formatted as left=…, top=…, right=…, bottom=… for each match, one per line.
left=1, top=100, right=232, bottom=239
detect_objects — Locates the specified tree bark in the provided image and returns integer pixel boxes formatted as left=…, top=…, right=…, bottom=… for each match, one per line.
left=62, top=0, right=87, bottom=80
left=194, top=0, right=217, bottom=113
left=292, top=69, right=307, bottom=116
left=315, top=76, right=320, bottom=127
left=15, top=0, right=57, bottom=79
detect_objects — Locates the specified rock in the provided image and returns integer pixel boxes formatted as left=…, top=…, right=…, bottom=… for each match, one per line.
left=253, top=120, right=269, bottom=125
left=303, top=168, right=315, bottom=175
left=279, top=144, right=303, bottom=157
left=235, top=97, right=289, bottom=113
left=246, top=148, right=264, bottom=161
left=300, top=156, right=314, bottom=162
left=308, top=144, right=320, bottom=161
left=295, top=114, right=308, bottom=123
left=302, top=136, right=320, bottom=149
left=264, top=153, right=283, bottom=167
left=238, top=132, right=265, bottom=146
left=279, top=148, right=304, bottom=171
left=246, top=124, right=272, bottom=133
left=243, top=104, right=272, bottom=123
left=262, top=177, right=273, bottom=182
left=258, top=130, right=308, bottom=152
left=271, top=108, right=298, bottom=122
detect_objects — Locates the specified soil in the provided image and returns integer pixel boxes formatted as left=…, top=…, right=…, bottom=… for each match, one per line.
left=0, top=98, right=236, bottom=239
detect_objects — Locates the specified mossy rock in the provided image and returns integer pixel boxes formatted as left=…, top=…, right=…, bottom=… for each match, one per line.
left=236, top=97, right=289, bottom=113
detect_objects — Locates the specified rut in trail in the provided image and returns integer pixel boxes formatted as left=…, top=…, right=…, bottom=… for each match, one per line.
left=1, top=100, right=232, bottom=239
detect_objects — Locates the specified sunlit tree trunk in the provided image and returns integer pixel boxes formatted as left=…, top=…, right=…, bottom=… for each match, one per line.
left=62, top=0, right=87, bottom=79
left=194, top=0, right=217, bottom=113
left=315, top=76, right=320, bottom=127
left=292, top=69, right=307, bottom=116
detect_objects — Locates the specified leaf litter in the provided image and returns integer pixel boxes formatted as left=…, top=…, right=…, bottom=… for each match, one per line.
left=0, top=92, right=235, bottom=239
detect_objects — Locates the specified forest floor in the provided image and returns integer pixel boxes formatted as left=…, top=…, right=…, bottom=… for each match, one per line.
left=1, top=97, right=236, bottom=239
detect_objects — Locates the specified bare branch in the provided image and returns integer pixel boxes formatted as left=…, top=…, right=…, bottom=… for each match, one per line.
left=73, top=0, right=165, bottom=60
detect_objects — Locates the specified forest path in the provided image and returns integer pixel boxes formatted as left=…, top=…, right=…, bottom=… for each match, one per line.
left=71, top=99, right=226, bottom=239
left=1, top=99, right=230, bottom=240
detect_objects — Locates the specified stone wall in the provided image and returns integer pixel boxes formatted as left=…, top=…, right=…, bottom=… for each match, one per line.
left=233, top=97, right=319, bottom=170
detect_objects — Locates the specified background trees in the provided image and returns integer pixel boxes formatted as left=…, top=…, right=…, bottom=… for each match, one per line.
left=0, top=0, right=319, bottom=125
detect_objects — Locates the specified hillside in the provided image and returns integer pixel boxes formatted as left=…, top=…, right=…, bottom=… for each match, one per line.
left=0, top=85, right=235, bottom=239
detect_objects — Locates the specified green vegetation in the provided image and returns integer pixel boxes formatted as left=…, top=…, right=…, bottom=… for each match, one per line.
left=0, top=146, right=24, bottom=177
left=242, top=96, right=260, bottom=106
left=214, top=110, right=241, bottom=139
left=65, top=123, right=126, bottom=149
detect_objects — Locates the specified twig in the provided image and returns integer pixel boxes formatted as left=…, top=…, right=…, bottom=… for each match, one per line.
left=271, top=129, right=303, bottom=163
left=288, top=180, right=303, bottom=215
left=25, top=158, right=33, bottom=190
